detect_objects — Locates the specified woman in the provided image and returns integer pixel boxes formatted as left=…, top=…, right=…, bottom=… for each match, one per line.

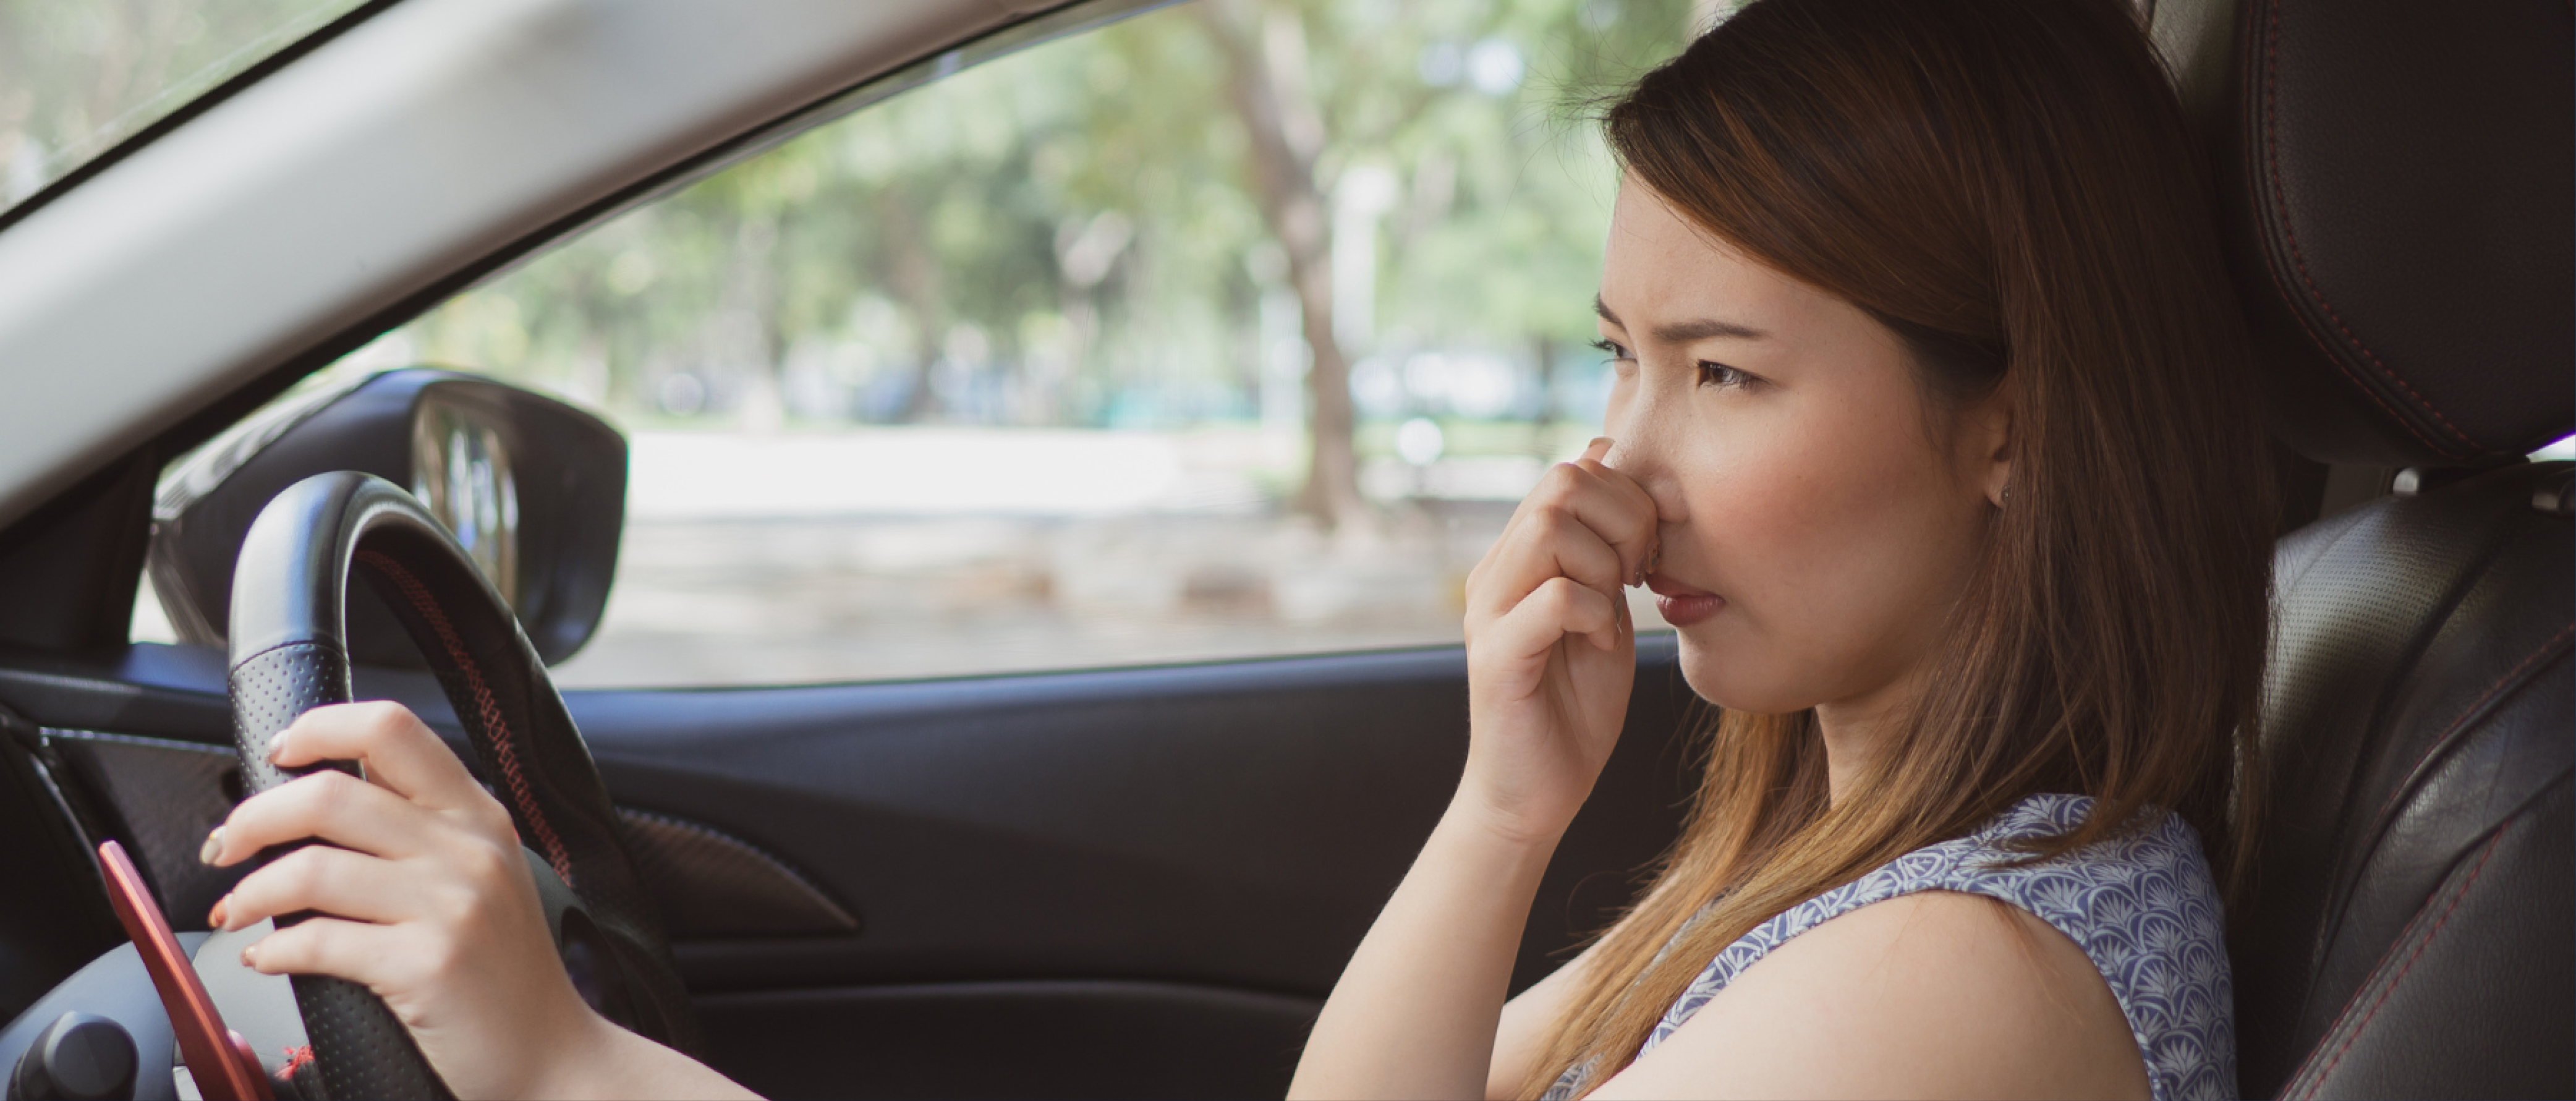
left=201, top=0, right=2274, bottom=1096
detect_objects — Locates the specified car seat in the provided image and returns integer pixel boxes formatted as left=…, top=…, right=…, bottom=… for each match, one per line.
left=2150, top=0, right=2574, bottom=1096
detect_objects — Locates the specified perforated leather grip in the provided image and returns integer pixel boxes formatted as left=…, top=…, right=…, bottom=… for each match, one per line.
left=231, top=642, right=451, bottom=1100
left=284, top=972, right=446, bottom=1101
left=230, top=642, right=352, bottom=792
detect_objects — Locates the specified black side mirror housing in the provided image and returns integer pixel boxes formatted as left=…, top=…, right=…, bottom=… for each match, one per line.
left=148, top=368, right=626, bottom=667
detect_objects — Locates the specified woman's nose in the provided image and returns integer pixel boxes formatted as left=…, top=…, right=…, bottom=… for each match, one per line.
left=1603, top=432, right=1690, bottom=527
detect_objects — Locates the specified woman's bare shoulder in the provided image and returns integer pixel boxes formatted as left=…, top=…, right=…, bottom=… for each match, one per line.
left=1588, top=890, right=2149, bottom=1100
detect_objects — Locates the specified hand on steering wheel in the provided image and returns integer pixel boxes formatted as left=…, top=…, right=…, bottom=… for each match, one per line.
left=207, top=472, right=742, bottom=1100
left=203, top=703, right=600, bottom=1100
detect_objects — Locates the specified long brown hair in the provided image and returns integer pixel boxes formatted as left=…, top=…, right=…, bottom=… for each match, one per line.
left=1520, top=0, right=2274, bottom=1094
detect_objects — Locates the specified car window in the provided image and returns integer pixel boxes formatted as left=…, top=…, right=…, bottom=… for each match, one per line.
left=134, top=0, right=1706, bottom=687
left=0, top=0, right=368, bottom=215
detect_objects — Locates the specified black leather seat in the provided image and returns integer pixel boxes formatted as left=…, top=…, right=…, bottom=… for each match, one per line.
left=2151, top=0, right=2574, bottom=1096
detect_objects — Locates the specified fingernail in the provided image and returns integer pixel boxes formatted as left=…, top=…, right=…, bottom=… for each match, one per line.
left=199, top=827, right=224, bottom=866
left=208, top=896, right=229, bottom=929
left=239, top=943, right=257, bottom=969
left=265, top=728, right=289, bottom=763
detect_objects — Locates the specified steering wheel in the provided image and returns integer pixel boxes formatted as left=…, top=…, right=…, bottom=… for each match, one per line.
left=224, top=471, right=697, bottom=1099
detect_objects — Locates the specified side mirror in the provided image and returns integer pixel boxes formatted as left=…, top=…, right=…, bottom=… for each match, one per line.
left=148, top=368, right=626, bottom=667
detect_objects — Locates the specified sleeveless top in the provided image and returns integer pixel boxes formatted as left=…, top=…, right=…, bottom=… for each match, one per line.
left=1544, top=793, right=2236, bottom=1100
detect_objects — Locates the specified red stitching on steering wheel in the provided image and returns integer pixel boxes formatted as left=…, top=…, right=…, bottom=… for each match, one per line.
left=355, top=548, right=576, bottom=887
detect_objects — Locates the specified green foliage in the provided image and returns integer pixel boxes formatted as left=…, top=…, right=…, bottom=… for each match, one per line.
left=0, top=0, right=363, bottom=206
left=378, top=0, right=1696, bottom=432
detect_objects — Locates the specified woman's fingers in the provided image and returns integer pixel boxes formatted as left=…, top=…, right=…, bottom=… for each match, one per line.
left=1565, top=440, right=1662, bottom=579
left=238, top=915, right=420, bottom=993
left=207, top=767, right=441, bottom=867
left=267, top=702, right=490, bottom=814
left=1474, top=496, right=1654, bottom=634
left=1486, top=576, right=1623, bottom=660
left=1471, top=439, right=1652, bottom=587
left=1477, top=508, right=1626, bottom=615
left=217, top=843, right=427, bottom=930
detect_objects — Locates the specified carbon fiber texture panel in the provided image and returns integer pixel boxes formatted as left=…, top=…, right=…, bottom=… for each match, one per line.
left=45, top=733, right=245, bottom=930
left=618, top=808, right=858, bottom=938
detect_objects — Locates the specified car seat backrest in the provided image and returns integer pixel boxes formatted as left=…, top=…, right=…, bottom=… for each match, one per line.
left=2152, top=0, right=2575, bottom=1097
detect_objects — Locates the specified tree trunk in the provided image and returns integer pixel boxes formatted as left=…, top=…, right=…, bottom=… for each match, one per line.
left=883, top=186, right=945, bottom=423
left=1196, top=2, right=1367, bottom=530
left=1531, top=333, right=1559, bottom=459
left=722, top=210, right=784, bottom=431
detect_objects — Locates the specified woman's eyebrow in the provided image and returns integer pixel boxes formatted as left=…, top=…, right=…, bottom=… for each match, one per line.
left=1651, top=317, right=1766, bottom=343
left=1592, top=296, right=1765, bottom=343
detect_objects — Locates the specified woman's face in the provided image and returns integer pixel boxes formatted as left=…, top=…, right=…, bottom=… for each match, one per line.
left=1597, top=179, right=2007, bottom=725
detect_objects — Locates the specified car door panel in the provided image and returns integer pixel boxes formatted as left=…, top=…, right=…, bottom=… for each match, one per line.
left=567, top=637, right=1694, bottom=996
left=697, top=980, right=1324, bottom=1100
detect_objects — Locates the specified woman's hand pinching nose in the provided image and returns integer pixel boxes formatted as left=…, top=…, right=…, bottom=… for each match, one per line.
left=1457, top=433, right=1662, bottom=839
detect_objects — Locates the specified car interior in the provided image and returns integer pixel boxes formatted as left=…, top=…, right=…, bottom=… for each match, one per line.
left=0, top=0, right=2564, bottom=1099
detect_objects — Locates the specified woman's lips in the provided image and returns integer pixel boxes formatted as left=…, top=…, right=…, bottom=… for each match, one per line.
left=1644, top=573, right=1725, bottom=626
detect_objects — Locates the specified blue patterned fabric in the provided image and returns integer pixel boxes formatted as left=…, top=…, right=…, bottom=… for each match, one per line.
left=1545, top=793, right=2235, bottom=1100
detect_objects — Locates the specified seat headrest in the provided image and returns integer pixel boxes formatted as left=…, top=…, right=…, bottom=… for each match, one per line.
left=2153, top=0, right=2573, bottom=467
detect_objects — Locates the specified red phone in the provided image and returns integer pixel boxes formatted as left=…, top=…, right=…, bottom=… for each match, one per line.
left=96, top=840, right=274, bottom=1101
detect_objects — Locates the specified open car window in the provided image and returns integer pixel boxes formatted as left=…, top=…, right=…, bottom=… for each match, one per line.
left=137, top=0, right=1707, bottom=688
left=0, top=0, right=368, bottom=216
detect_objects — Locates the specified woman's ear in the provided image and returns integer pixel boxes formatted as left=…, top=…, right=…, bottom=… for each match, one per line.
left=1973, top=390, right=2014, bottom=508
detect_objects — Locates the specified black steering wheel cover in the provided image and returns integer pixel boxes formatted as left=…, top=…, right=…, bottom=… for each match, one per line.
left=228, top=472, right=697, bottom=1099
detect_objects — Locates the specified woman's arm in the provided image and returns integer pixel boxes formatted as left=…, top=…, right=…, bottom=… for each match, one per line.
left=1284, top=795, right=1566, bottom=1100
left=206, top=702, right=755, bottom=1100
left=1288, top=440, right=1660, bottom=1101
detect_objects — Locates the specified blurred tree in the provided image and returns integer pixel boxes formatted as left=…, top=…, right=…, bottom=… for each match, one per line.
left=1194, top=1, right=1366, bottom=527
left=386, top=0, right=1698, bottom=517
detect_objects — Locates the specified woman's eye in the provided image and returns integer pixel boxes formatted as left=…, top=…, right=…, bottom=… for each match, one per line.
left=1589, top=338, right=1633, bottom=362
left=1697, top=362, right=1752, bottom=389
